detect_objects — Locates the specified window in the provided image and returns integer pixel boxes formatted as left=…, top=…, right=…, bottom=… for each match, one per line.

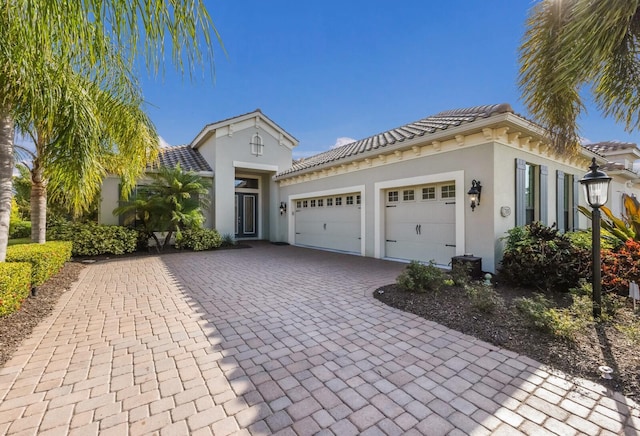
left=525, top=163, right=536, bottom=224
left=302, top=200, right=308, bottom=208
left=235, top=177, right=259, bottom=189
left=388, top=191, right=399, bottom=202
left=356, top=195, right=361, bottom=205
left=250, top=133, right=264, bottom=156
left=318, top=199, right=323, bottom=207
left=335, top=197, right=342, bottom=206
left=403, top=189, right=415, bottom=201
left=516, top=159, right=548, bottom=226
left=441, top=184, right=455, bottom=199
left=310, top=199, right=316, bottom=207
left=422, top=186, right=435, bottom=200
left=296, top=200, right=302, bottom=209
left=346, top=195, right=354, bottom=205
left=327, top=198, right=333, bottom=206
left=557, top=172, right=575, bottom=233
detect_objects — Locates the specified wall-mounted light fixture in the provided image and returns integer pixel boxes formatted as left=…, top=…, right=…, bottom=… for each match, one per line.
left=279, top=202, right=287, bottom=215
left=467, top=180, right=482, bottom=212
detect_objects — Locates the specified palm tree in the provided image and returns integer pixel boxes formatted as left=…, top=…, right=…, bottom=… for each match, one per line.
left=114, top=164, right=211, bottom=250
left=14, top=63, right=158, bottom=243
left=0, top=1, right=221, bottom=261
left=519, top=0, right=640, bottom=155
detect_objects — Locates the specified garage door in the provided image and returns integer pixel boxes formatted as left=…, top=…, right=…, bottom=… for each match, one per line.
left=294, top=193, right=361, bottom=253
left=385, top=183, right=456, bottom=266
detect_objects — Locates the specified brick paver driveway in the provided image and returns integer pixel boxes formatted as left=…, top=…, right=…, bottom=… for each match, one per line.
left=1, top=243, right=638, bottom=435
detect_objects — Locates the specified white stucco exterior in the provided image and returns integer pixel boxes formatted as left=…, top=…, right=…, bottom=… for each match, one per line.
left=98, top=105, right=640, bottom=273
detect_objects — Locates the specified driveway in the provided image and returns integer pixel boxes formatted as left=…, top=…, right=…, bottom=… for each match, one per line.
left=0, top=243, right=638, bottom=435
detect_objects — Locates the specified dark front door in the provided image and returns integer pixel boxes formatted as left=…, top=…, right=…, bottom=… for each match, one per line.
left=235, top=193, right=257, bottom=238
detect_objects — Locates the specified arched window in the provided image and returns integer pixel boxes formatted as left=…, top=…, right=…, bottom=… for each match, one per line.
left=250, top=133, right=264, bottom=156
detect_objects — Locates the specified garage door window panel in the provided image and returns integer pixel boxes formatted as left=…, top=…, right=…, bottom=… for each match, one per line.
left=441, top=184, right=455, bottom=199
left=327, top=198, right=333, bottom=206
left=335, top=197, right=342, bottom=206
left=388, top=191, right=399, bottom=203
left=403, top=189, right=415, bottom=201
left=422, top=186, right=436, bottom=200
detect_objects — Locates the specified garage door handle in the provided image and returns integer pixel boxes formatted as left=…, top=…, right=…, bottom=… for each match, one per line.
left=386, top=239, right=397, bottom=243
left=445, top=202, right=455, bottom=205
left=296, top=232, right=301, bottom=235
left=323, top=223, right=326, bottom=230
left=386, top=205, right=396, bottom=208
left=445, top=244, right=456, bottom=247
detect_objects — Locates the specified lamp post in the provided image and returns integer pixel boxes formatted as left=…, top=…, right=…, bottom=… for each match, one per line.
left=579, top=158, right=612, bottom=318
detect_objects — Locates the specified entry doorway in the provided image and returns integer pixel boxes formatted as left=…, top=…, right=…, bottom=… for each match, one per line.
left=235, top=193, right=257, bottom=238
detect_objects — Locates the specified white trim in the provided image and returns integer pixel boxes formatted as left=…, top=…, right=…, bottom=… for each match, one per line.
left=374, top=171, right=465, bottom=260
left=233, top=161, right=279, bottom=172
left=286, top=185, right=366, bottom=256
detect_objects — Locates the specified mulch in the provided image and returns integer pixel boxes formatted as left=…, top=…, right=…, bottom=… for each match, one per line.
left=374, top=281, right=640, bottom=401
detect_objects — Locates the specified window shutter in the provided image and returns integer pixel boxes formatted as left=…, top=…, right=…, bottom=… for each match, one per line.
left=556, top=171, right=565, bottom=232
left=515, top=158, right=526, bottom=226
left=573, top=176, right=580, bottom=231
left=539, top=165, right=548, bottom=225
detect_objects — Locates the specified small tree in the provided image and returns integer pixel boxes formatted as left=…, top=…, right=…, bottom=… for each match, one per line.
left=114, top=164, right=211, bottom=250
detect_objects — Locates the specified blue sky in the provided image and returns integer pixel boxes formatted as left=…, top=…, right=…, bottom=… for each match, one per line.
left=140, top=0, right=639, bottom=159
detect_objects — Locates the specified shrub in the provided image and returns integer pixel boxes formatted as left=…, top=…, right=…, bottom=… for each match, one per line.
left=514, top=293, right=592, bottom=341
left=0, top=262, right=32, bottom=317
left=9, top=220, right=31, bottom=239
left=176, top=228, right=222, bottom=251
left=450, top=262, right=473, bottom=287
left=565, top=230, right=617, bottom=251
left=221, top=233, right=237, bottom=247
left=396, top=260, right=445, bottom=293
left=500, top=222, right=591, bottom=292
left=6, top=242, right=72, bottom=287
left=466, top=283, right=502, bottom=313
left=602, top=240, right=640, bottom=296
left=48, top=222, right=137, bottom=256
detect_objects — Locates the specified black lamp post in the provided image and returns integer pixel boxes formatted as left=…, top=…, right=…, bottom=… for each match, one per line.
left=579, top=158, right=612, bottom=318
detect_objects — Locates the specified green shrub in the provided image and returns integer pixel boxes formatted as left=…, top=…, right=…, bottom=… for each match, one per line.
left=515, top=293, right=592, bottom=341
left=500, top=222, right=591, bottom=292
left=9, top=220, right=31, bottom=239
left=48, top=222, right=137, bottom=256
left=396, top=260, right=445, bottom=293
left=450, top=262, right=473, bottom=287
left=466, top=283, right=502, bottom=313
left=566, top=230, right=617, bottom=251
left=0, top=262, right=32, bottom=317
left=6, top=242, right=72, bottom=287
left=176, top=228, right=222, bottom=251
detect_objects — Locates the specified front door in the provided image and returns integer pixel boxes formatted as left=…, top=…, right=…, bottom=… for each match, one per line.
left=235, top=193, right=257, bottom=238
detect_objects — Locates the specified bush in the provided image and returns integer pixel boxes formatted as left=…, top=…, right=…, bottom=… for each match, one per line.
left=221, top=233, right=237, bottom=247
left=500, top=222, right=591, bottom=292
left=9, top=220, right=31, bottom=239
left=396, top=260, right=445, bottom=293
left=6, top=242, right=72, bottom=287
left=566, top=230, right=617, bottom=251
left=176, top=228, right=222, bottom=251
left=515, top=293, right=591, bottom=341
left=602, top=240, right=640, bottom=296
left=0, top=262, right=32, bottom=317
left=48, top=222, right=137, bottom=256
left=466, top=283, right=502, bottom=313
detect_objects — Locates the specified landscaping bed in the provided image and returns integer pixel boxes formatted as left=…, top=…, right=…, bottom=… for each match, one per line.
left=374, top=280, right=640, bottom=401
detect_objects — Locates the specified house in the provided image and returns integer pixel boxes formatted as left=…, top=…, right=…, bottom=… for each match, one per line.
left=98, top=104, right=640, bottom=273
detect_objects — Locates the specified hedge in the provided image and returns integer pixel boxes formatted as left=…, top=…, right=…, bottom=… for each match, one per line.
left=48, top=222, right=137, bottom=256
left=6, top=241, right=72, bottom=287
left=176, top=228, right=222, bottom=251
left=0, top=262, right=32, bottom=317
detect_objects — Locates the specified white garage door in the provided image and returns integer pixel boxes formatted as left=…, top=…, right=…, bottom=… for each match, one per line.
left=294, top=193, right=361, bottom=254
left=385, top=183, right=456, bottom=266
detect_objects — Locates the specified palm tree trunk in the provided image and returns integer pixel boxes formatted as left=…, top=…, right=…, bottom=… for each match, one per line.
left=0, top=112, right=15, bottom=262
left=30, top=164, right=47, bottom=244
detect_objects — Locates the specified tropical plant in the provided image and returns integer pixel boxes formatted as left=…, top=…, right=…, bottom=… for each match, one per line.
left=500, top=222, right=591, bottom=292
left=578, top=193, right=640, bottom=244
left=0, top=1, right=221, bottom=261
left=114, top=164, right=211, bottom=250
left=519, top=1, right=640, bottom=155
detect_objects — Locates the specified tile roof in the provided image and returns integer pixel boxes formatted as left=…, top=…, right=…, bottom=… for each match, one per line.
left=149, top=145, right=213, bottom=172
left=276, top=103, right=513, bottom=177
left=583, top=141, right=638, bottom=154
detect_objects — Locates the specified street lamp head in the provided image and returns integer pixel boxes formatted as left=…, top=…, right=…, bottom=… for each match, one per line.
left=579, top=158, right=612, bottom=208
